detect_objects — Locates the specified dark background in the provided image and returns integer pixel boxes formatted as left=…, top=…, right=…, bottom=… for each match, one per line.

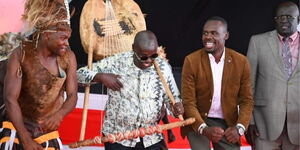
left=69, top=0, right=299, bottom=68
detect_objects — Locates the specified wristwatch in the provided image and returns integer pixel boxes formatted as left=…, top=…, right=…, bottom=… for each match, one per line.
left=199, top=124, right=208, bottom=134
left=236, top=125, right=245, bottom=136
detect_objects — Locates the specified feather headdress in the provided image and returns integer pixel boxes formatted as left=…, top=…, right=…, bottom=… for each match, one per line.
left=22, top=0, right=70, bottom=33
left=0, top=32, right=24, bottom=61
left=0, top=0, right=71, bottom=61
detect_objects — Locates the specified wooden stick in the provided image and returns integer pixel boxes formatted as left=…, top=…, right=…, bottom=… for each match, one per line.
left=79, top=49, right=93, bottom=140
left=79, top=80, right=91, bottom=140
left=79, top=0, right=97, bottom=141
left=69, top=118, right=195, bottom=148
left=153, top=60, right=184, bottom=121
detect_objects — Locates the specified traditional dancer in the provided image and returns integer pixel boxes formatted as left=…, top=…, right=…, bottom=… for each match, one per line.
left=0, top=0, right=77, bottom=149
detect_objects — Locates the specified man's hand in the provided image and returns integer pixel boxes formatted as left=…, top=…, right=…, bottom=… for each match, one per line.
left=22, top=138, right=44, bottom=150
left=96, top=73, right=123, bottom=91
left=202, top=126, right=224, bottom=143
left=245, top=125, right=259, bottom=147
left=39, top=112, right=63, bottom=132
left=172, top=102, right=184, bottom=117
left=224, top=127, right=240, bottom=143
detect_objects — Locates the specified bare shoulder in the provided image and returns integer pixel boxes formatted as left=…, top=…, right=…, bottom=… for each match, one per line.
left=66, top=49, right=76, bottom=60
left=66, top=49, right=76, bottom=64
left=65, top=49, right=77, bottom=73
left=59, top=49, right=77, bottom=70
left=7, top=46, right=22, bottom=64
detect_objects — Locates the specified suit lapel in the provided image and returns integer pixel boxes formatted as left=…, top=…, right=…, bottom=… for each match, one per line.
left=201, top=51, right=214, bottom=97
left=267, top=30, right=286, bottom=76
left=221, top=48, right=233, bottom=97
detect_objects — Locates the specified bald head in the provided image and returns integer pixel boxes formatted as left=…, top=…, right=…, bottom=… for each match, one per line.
left=132, top=30, right=159, bottom=69
left=276, top=1, right=299, bottom=13
left=133, top=30, right=158, bottom=52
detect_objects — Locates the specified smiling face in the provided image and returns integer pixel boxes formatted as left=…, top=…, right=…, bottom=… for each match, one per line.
left=132, top=30, right=159, bottom=70
left=45, top=30, right=71, bottom=57
left=133, top=41, right=158, bottom=70
left=275, top=2, right=300, bottom=37
left=202, top=20, right=229, bottom=54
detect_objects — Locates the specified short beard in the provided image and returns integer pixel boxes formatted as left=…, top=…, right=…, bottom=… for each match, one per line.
left=205, top=49, right=215, bottom=54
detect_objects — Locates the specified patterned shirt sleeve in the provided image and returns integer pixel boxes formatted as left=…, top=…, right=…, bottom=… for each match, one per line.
left=77, top=56, right=116, bottom=83
left=77, top=66, right=98, bottom=84
left=158, top=58, right=182, bottom=115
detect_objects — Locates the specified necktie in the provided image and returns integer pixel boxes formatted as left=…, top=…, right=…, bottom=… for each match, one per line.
left=282, top=37, right=292, bottom=78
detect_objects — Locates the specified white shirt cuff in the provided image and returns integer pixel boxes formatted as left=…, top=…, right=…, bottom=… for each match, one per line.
left=236, top=123, right=245, bottom=131
left=198, top=123, right=208, bottom=134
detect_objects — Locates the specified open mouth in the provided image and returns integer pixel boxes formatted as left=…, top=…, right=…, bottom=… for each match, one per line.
left=143, top=62, right=152, bottom=66
left=204, top=42, right=214, bottom=49
left=142, top=62, right=153, bottom=68
left=280, top=24, right=290, bottom=30
left=59, top=48, right=67, bottom=54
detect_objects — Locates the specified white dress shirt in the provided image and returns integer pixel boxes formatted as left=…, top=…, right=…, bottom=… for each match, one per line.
left=207, top=50, right=225, bottom=119
left=198, top=49, right=245, bottom=134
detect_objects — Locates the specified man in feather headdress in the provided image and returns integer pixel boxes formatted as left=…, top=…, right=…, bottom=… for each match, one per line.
left=0, top=0, right=77, bottom=149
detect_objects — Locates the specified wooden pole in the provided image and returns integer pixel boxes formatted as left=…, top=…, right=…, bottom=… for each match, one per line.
left=69, top=118, right=195, bottom=148
left=79, top=0, right=96, bottom=141
left=153, top=60, right=184, bottom=121
left=79, top=52, right=93, bottom=141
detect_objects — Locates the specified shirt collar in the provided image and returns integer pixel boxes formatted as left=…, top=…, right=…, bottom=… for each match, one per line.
left=208, top=47, right=226, bottom=63
left=278, top=31, right=299, bottom=42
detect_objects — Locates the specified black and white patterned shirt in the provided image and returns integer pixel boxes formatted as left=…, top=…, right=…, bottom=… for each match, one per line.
left=77, top=51, right=181, bottom=147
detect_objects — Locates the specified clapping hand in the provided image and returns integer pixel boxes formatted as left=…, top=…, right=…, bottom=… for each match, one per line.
left=202, top=126, right=224, bottom=143
left=224, top=127, right=240, bottom=143
left=39, top=112, right=63, bottom=132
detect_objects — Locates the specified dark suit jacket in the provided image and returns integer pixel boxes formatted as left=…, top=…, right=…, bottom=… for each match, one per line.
left=181, top=48, right=253, bottom=137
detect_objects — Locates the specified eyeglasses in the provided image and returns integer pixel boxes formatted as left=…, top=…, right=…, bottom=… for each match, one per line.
left=274, top=15, right=298, bottom=21
left=134, top=52, right=158, bottom=62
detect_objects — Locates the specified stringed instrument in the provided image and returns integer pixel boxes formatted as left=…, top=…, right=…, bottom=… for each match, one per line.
left=80, top=0, right=146, bottom=60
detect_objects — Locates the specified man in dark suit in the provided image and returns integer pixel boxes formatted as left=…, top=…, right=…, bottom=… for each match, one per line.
left=246, top=1, right=300, bottom=149
left=181, top=16, right=254, bottom=150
